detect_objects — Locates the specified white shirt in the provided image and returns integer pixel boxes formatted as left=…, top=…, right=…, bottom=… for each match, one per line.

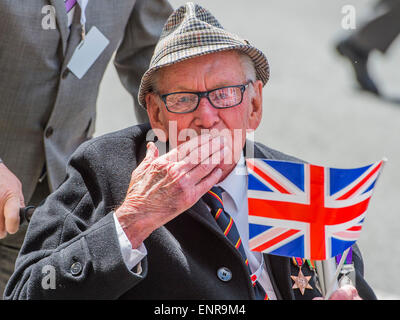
left=113, top=213, right=147, bottom=272
left=113, top=153, right=277, bottom=299
left=215, top=153, right=277, bottom=300
left=66, top=0, right=88, bottom=29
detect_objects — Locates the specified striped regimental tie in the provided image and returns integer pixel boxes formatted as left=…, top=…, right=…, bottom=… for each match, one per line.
left=65, top=0, right=77, bottom=27
left=202, top=187, right=269, bottom=300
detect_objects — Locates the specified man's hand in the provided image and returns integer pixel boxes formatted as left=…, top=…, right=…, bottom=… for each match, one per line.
left=313, top=285, right=362, bottom=300
left=0, top=163, right=25, bottom=238
left=116, top=135, right=228, bottom=248
left=328, top=285, right=362, bottom=300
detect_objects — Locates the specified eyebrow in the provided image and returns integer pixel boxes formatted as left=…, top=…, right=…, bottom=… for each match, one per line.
left=164, top=81, right=246, bottom=93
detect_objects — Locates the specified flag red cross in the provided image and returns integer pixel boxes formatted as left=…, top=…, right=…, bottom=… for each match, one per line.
left=248, top=163, right=377, bottom=260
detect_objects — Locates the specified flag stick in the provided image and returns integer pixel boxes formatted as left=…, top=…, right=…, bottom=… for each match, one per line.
left=324, top=247, right=350, bottom=300
left=315, top=261, right=326, bottom=296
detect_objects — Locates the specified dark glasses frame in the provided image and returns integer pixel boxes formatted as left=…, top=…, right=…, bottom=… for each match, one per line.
left=159, top=81, right=253, bottom=114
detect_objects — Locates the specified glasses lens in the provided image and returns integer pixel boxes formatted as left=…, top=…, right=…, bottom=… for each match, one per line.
left=209, top=86, right=242, bottom=108
left=165, top=93, right=198, bottom=113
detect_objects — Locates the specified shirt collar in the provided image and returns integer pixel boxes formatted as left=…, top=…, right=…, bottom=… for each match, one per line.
left=216, top=152, right=247, bottom=212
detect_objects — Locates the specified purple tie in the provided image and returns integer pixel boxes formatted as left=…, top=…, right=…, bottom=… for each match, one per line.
left=65, top=0, right=77, bottom=13
left=65, top=0, right=77, bottom=27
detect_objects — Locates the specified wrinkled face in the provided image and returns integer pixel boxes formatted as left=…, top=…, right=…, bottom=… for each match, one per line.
left=145, top=50, right=263, bottom=176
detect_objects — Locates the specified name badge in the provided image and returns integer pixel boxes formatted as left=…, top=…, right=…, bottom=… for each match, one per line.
left=67, top=26, right=109, bottom=79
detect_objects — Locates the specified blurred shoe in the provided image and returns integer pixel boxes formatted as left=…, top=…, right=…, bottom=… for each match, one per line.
left=336, top=39, right=380, bottom=95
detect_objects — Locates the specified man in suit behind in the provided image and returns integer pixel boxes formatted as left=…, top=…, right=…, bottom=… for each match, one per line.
left=4, top=2, right=374, bottom=300
left=0, top=0, right=173, bottom=297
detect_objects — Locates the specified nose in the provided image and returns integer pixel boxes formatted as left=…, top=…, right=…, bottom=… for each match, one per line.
left=193, top=96, right=220, bottom=129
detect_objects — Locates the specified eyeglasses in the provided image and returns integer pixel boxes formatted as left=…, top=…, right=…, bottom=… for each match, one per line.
left=159, top=81, right=252, bottom=114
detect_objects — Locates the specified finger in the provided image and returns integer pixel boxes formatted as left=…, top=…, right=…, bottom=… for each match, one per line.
left=341, top=285, right=361, bottom=300
left=168, top=138, right=226, bottom=187
left=4, top=196, right=21, bottom=234
left=194, top=167, right=223, bottom=196
left=178, top=133, right=214, bottom=162
left=165, top=133, right=212, bottom=162
left=145, top=142, right=159, bottom=161
left=329, top=285, right=361, bottom=300
left=180, top=135, right=225, bottom=170
left=0, top=205, right=5, bottom=238
left=128, top=142, right=159, bottom=189
left=136, top=142, right=159, bottom=171
left=185, top=145, right=228, bottom=183
left=19, top=191, right=25, bottom=208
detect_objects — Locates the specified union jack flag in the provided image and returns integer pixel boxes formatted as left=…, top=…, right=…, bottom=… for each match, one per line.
left=246, top=158, right=385, bottom=260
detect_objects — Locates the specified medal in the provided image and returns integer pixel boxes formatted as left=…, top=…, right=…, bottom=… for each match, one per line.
left=291, top=257, right=313, bottom=295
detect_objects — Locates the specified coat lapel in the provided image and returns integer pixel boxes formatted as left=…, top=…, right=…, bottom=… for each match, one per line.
left=62, top=3, right=85, bottom=67
left=51, top=0, right=89, bottom=66
left=264, top=254, right=294, bottom=300
left=49, top=0, right=69, bottom=56
left=186, top=198, right=224, bottom=236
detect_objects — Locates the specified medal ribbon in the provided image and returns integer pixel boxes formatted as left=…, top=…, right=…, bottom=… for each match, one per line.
left=291, top=257, right=315, bottom=270
left=335, top=247, right=353, bottom=265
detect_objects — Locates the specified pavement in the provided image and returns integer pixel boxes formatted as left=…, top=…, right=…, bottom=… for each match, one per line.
left=94, top=0, right=400, bottom=299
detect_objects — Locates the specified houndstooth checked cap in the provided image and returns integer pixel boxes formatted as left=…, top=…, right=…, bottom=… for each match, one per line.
left=138, top=2, right=270, bottom=108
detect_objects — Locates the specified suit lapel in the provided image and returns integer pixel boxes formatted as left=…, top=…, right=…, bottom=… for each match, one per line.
left=51, top=0, right=90, bottom=66
left=50, top=0, right=69, bottom=56
left=62, top=3, right=84, bottom=67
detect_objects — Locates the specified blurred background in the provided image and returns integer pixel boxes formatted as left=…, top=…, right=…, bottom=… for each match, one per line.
left=94, top=0, right=400, bottom=299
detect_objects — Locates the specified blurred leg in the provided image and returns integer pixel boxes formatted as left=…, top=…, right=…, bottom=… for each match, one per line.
left=336, top=0, right=400, bottom=94
left=349, top=0, right=400, bottom=53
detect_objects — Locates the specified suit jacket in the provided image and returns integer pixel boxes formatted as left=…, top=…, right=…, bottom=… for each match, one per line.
left=0, top=0, right=172, bottom=203
left=4, top=124, right=376, bottom=299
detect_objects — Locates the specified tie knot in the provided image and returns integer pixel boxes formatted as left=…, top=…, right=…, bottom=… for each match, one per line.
left=202, top=186, right=224, bottom=211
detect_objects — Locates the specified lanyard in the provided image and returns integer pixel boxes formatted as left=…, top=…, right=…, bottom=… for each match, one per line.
left=76, top=0, right=89, bottom=40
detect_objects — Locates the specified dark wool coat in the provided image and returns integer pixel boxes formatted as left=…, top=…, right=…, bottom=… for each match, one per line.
left=5, top=124, right=376, bottom=300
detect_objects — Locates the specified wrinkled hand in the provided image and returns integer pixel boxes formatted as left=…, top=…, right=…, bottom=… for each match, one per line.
left=116, top=135, right=228, bottom=248
left=313, top=285, right=362, bottom=300
left=328, top=285, right=362, bottom=300
left=0, top=163, right=25, bottom=238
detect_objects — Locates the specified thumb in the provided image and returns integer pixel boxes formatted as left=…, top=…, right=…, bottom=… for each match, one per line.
left=4, top=196, right=21, bottom=234
left=19, top=190, right=25, bottom=208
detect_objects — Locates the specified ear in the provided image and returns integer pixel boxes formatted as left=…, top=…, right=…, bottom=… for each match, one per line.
left=247, top=80, right=263, bottom=131
left=145, top=93, right=169, bottom=142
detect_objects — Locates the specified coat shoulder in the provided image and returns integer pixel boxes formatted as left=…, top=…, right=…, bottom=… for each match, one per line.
left=253, top=142, right=306, bottom=163
left=72, top=123, right=151, bottom=160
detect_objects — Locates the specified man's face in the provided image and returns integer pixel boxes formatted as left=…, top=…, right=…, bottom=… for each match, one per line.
left=146, top=50, right=263, bottom=175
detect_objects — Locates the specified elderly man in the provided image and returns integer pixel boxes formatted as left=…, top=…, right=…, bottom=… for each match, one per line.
left=4, top=3, right=375, bottom=300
